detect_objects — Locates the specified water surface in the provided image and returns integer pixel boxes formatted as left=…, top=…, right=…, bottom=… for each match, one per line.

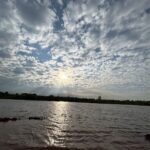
left=0, top=99, right=150, bottom=150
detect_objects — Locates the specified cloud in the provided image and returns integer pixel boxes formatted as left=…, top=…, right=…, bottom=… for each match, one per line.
left=15, top=0, right=55, bottom=27
left=0, top=0, right=150, bottom=100
left=0, top=50, right=11, bottom=58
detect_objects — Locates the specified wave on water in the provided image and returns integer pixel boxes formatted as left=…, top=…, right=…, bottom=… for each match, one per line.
left=16, top=146, right=104, bottom=150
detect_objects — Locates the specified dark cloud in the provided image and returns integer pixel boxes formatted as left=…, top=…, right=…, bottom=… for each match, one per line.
left=13, top=67, right=24, bottom=74
left=0, top=0, right=12, bottom=20
left=0, top=30, right=16, bottom=48
left=15, top=0, right=53, bottom=27
left=0, top=50, right=11, bottom=58
left=145, top=7, right=150, bottom=14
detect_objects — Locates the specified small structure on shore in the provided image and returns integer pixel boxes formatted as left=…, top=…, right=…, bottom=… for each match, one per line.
left=98, top=96, right=101, bottom=101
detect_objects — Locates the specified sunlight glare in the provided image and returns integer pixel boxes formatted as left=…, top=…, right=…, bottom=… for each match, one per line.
left=54, top=68, right=74, bottom=87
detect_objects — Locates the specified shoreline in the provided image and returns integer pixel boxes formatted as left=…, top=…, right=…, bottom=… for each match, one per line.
left=0, top=97, right=150, bottom=106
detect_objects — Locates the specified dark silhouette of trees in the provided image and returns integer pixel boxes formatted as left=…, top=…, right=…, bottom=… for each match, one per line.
left=0, top=91, right=150, bottom=106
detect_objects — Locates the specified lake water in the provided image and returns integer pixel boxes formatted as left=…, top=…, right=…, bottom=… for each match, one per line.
left=0, top=99, right=150, bottom=150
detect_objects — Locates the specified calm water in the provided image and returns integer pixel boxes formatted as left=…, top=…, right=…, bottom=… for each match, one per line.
left=0, top=99, right=150, bottom=150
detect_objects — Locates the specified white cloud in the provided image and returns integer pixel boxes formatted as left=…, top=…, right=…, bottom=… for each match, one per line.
left=0, top=0, right=150, bottom=100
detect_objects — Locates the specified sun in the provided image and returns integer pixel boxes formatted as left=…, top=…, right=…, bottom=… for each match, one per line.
left=53, top=68, right=74, bottom=87
left=58, top=72, right=68, bottom=81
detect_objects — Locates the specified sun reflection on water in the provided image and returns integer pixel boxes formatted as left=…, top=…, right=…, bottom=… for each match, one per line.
left=47, top=101, right=69, bottom=147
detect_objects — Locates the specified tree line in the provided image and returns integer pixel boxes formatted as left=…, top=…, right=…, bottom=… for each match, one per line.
left=0, top=91, right=150, bottom=106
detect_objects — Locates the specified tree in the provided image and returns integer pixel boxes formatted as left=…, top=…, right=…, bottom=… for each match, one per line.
left=5, top=91, right=9, bottom=95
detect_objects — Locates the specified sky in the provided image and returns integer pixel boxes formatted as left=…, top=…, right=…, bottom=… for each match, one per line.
left=0, top=0, right=150, bottom=100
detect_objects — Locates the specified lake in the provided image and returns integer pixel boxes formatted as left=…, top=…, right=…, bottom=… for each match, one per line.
left=0, top=99, right=150, bottom=150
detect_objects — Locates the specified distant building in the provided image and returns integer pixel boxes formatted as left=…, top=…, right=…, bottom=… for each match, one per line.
left=97, top=96, right=101, bottom=101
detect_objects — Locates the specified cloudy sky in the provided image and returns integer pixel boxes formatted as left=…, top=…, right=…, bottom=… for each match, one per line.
left=0, top=0, right=150, bottom=100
